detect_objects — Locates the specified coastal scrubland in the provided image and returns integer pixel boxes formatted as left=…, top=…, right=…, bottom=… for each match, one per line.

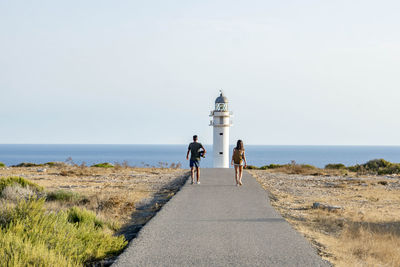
left=247, top=158, right=400, bottom=176
left=0, top=162, right=187, bottom=266
left=249, top=159, right=400, bottom=267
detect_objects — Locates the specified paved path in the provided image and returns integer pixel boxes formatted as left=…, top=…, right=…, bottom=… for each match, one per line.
left=114, top=169, right=329, bottom=267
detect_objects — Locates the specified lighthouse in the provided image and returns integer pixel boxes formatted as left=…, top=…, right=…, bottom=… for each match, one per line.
left=209, top=91, right=233, bottom=168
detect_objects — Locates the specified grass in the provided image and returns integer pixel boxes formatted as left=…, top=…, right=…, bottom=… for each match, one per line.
left=0, top=167, right=187, bottom=265
left=347, top=159, right=400, bottom=175
left=325, top=163, right=346, bottom=169
left=247, top=158, right=400, bottom=176
left=251, top=170, right=400, bottom=266
left=11, top=162, right=44, bottom=167
left=246, top=161, right=333, bottom=175
left=0, top=176, right=43, bottom=196
left=47, top=190, right=82, bottom=202
left=91, top=162, right=114, bottom=168
left=0, top=198, right=127, bottom=266
left=337, top=222, right=400, bottom=266
left=0, top=162, right=5, bottom=167
left=67, top=206, right=105, bottom=228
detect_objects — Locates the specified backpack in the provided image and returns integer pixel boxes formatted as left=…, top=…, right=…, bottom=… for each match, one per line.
left=233, top=149, right=243, bottom=164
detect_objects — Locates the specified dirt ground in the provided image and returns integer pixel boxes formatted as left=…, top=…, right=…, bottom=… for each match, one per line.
left=249, top=170, right=400, bottom=267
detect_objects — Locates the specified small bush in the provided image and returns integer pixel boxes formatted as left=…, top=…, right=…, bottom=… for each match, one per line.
left=91, top=162, right=114, bottom=168
left=347, top=159, right=400, bottom=175
left=377, top=164, right=400, bottom=175
left=257, top=164, right=285, bottom=170
left=0, top=177, right=43, bottom=196
left=0, top=199, right=127, bottom=266
left=1, top=185, right=37, bottom=201
left=325, top=163, right=346, bottom=169
left=47, top=190, right=82, bottom=202
left=269, top=164, right=285, bottom=169
left=347, top=164, right=360, bottom=172
left=44, top=162, right=66, bottom=167
left=245, top=165, right=258, bottom=169
left=0, top=162, right=6, bottom=167
left=365, top=159, right=391, bottom=170
left=67, top=206, right=104, bottom=229
left=11, top=162, right=44, bottom=167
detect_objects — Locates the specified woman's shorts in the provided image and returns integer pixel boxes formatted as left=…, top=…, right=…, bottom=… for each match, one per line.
left=233, top=162, right=244, bottom=167
left=190, top=159, right=200, bottom=168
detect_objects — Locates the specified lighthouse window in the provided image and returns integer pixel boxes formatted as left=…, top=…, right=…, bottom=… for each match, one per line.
left=219, top=133, right=223, bottom=135
left=219, top=152, right=223, bottom=154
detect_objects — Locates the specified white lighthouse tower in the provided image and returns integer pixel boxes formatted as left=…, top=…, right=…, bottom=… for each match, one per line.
left=209, top=91, right=233, bottom=168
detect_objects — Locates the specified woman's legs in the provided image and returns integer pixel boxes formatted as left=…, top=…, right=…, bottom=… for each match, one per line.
left=238, top=165, right=243, bottom=185
left=234, top=165, right=239, bottom=185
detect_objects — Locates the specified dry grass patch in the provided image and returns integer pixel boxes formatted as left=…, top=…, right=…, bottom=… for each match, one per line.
left=0, top=165, right=187, bottom=225
left=250, top=170, right=400, bottom=266
left=0, top=165, right=188, bottom=266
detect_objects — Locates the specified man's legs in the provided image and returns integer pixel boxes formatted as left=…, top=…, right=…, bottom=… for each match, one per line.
left=196, top=167, right=200, bottom=182
left=190, top=167, right=195, bottom=183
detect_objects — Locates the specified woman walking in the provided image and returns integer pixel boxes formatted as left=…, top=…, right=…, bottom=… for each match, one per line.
left=231, top=140, right=247, bottom=186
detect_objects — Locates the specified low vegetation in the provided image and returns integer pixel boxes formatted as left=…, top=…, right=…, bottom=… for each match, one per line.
left=0, top=162, right=6, bottom=167
left=246, top=159, right=400, bottom=176
left=0, top=164, right=187, bottom=266
left=11, top=162, right=44, bottom=167
left=91, top=162, right=114, bottom=168
left=0, top=198, right=127, bottom=266
left=346, top=158, right=400, bottom=175
left=0, top=176, right=43, bottom=196
left=250, top=167, right=400, bottom=266
left=47, top=190, right=84, bottom=203
left=10, top=162, right=66, bottom=168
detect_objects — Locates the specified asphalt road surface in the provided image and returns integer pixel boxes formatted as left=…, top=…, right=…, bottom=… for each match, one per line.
left=113, top=168, right=330, bottom=267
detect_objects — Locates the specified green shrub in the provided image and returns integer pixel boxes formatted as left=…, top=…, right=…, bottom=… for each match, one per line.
left=2, top=185, right=37, bottom=201
left=67, top=206, right=104, bottom=229
left=11, top=162, right=44, bottom=167
left=377, top=163, right=400, bottom=175
left=47, top=190, right=82, bottom=202
left=0, top=177, right=43, bottom=196
left=44, top=162, right=65, bottom=167
left=11, top=162, right=43, bottom=167
left=268, top=164, right=285, bottom=169
left=91, top=162, right=114, bottom=168
left=0, top=162, right=6, bottom=167
left=0, top=199, right=127, bottom=266
left=325, top=163, right=346, bottom=169
left=365, top=159, right=391, bottom=170
left=347, top=164, right=361, bottom=172
left=244, top=165, right=258, bottom=169
left=299, top=164, right=316, bottom=169
left=347, top=159, right=400, bottom=175
left=258, top=164, right=285, bottom=170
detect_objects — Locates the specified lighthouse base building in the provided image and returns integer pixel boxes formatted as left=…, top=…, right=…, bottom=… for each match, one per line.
left=209, top=92, right=233, bottom=168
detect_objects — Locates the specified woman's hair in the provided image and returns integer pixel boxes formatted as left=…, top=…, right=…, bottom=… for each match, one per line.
left=236, top=140, right=244, bottom=151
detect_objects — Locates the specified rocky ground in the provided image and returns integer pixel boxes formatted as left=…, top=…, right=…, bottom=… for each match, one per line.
left=249, top=170, right=400, bottom=267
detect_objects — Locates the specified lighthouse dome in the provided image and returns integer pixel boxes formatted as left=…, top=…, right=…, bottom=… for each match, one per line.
left=215, top=92, right=228, bottom=103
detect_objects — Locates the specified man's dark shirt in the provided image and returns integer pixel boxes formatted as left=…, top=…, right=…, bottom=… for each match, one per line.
left=188, top=142, right=203, bottom=161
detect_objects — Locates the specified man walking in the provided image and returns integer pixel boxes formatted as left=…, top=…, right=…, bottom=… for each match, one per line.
left=186, top=135, right=206, bottom=184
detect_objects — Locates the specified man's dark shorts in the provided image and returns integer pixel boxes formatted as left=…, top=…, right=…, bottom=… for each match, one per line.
left=190, top=159, right=200, bottom=168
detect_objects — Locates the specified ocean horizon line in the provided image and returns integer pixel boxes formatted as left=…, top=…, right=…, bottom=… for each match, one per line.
left=1, top=144, right=400, bottom=147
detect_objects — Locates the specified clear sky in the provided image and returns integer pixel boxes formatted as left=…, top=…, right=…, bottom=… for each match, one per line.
left=1, top=0, right=399, bottom=145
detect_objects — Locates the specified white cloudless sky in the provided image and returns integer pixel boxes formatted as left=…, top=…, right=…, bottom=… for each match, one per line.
left=1, top=0, right=399, bottom=145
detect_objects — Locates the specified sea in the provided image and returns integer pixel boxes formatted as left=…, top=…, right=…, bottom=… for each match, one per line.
left=1, top=144, right=400, bottom=169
